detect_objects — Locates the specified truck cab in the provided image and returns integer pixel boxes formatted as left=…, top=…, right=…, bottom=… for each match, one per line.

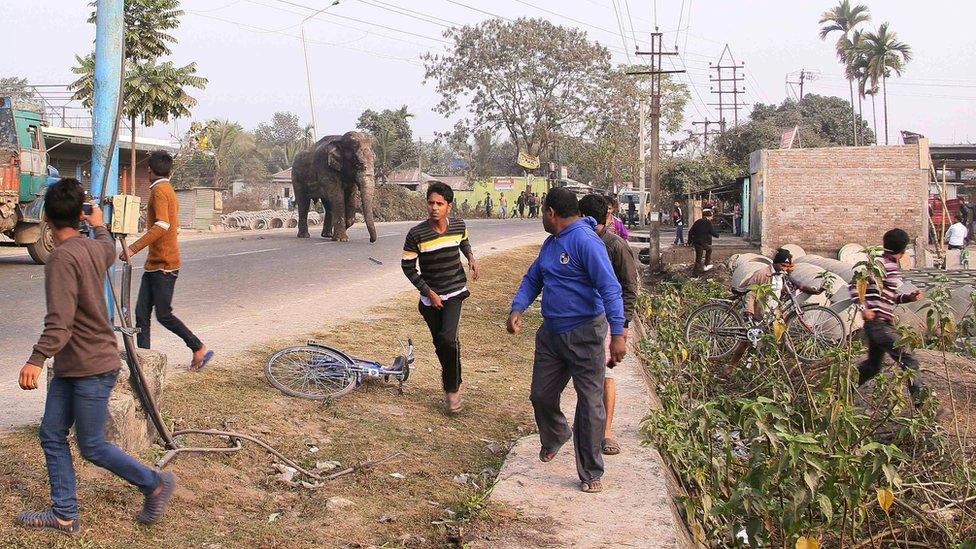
left=1, top=96, right=59, bottom=264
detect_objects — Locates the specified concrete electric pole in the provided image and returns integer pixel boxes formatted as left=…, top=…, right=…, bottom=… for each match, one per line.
left=629, top=30, right=684, bottom=271
left=708, top=45, right=747, bottom=132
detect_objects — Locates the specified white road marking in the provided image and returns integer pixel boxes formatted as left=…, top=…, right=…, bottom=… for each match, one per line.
left=224, top=247, right=281, bottom=257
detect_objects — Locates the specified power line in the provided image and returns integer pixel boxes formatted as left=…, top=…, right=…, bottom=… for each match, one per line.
left=246, top=0, right=444, bottom=48
left=609, top=0, right=632, bottom=63
left=265, top=0, right=448, bottom=43
left=356, top=0, right=457, bottom=28
left=186, top=10, right=423, bottom=65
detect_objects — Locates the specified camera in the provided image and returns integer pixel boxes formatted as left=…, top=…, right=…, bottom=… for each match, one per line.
left=82, top=202, right=93, bottom=216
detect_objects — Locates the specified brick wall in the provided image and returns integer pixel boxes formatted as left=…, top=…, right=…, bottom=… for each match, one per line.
left=756, top=144, right=928, bottom=256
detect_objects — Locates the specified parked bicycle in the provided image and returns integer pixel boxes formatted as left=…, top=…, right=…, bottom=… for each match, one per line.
left=266, top=339, right=414, bottom=400
left=684, top=278, right=846, bottom=364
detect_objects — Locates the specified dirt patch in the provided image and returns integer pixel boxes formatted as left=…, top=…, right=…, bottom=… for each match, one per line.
left=0, top=247, right=544, bottom=548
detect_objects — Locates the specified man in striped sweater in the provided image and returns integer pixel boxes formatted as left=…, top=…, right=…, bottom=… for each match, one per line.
left=402, top=182, right=479, bottom=414
left=851, top=228, right=925, bottom=405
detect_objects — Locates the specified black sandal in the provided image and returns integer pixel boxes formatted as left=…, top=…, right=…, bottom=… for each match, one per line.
left=15, top=510, right=81, bottom=536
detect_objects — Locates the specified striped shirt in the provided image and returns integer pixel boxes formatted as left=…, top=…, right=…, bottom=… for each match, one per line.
left=849, top=253, right=913, bottom=323
left=402, top=218, right=473, bottom=299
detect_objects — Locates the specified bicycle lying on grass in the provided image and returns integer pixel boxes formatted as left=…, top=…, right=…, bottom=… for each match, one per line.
left=266, top=339, right=414, bottom=400
left=684, top=278, right=846, bottom=364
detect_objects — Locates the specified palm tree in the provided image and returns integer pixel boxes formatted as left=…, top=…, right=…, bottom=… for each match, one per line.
left=819, top=0, right=870, bottom=145
left=858, top=23, right=913, bottom=145
left=73, top=0, right=204, bottom=191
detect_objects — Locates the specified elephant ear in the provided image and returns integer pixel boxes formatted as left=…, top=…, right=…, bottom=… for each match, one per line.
left=325, top=141, right=343, bottom=171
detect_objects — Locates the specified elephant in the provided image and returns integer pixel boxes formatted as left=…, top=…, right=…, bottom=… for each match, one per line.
left=292, top=131, right=377, bottom=242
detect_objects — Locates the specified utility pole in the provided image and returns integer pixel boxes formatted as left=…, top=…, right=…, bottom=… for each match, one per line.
left=786, top=69, right=817, bottom=102
left=91, top=0, right=124, bottom=313
left=638, top=98, right=646, bottom=219
left=300, top=0, right=340, bottom=140
left=629, top=30, right=683, bottom=271
left=691, top=119, right=723, bottom=150
left=708, top=45, right=747, bottom=132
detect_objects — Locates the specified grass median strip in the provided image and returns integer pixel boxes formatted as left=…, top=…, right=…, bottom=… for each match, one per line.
left=0, top=245, right=542, bottom=548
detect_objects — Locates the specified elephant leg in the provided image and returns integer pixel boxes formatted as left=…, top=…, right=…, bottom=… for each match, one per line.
left=320, top=199, right=333, bottom=238
left=296, top=189, right=311, bottom=238
left=327, top=186, right=348, bottom=241
left=344, top=182, right=357, bottom=230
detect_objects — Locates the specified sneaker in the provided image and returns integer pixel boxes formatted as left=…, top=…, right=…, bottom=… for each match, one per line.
left=137, top=471, right=176, bottom=524
left=14, top=510, right=81, bottom=536
left=703, top=264, right=714, bottom=272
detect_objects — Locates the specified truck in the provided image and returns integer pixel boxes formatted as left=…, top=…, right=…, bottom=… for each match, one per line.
left=0, top=96, right=60, bottom=264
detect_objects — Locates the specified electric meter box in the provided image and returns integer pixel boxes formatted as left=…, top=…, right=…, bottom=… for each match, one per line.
left=111, top=194, right=141, bottom=235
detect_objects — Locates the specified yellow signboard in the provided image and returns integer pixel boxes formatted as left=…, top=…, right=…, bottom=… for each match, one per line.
left=517, top=151, right=540, bottom=170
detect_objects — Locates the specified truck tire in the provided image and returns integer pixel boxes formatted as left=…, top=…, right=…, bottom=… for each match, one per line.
left=26, top=219, right=55, bottom=265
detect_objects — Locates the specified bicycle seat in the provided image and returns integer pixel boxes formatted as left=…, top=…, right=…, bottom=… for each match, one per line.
left=730, top=287, right=748, bottom=297
left=392, top=356, right=407, bottom=372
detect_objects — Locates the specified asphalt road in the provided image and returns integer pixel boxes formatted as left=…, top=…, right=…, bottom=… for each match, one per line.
left=0, top=218, right=546, bottom=428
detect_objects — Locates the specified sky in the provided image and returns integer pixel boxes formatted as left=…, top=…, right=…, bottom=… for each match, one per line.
left=5, top=0, right=976, bottom=146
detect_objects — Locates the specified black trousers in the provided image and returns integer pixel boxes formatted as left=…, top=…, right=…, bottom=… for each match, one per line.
left=419, top=296, right=465, bottom=393
left=693, top=244, right=712, bottom=275
left=135, top=270, right=202, bottom=352
left=858, top=319, right=921, bottom=397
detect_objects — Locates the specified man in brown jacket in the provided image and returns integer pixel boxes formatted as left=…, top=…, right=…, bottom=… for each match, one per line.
left=16, top=179, right=176, bottom=536
left=579, top=194, right=638, bottom=457
left=122, top=150, right=212, bottom=370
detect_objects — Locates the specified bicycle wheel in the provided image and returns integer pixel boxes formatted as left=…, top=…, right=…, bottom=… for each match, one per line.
left=784, top=304, right=846, bottom=364
left=684, top=302, right=743, bottom=361
left=265, top=345, right=357, bottom=400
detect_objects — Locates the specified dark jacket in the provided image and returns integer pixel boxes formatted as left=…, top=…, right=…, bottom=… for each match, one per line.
left=688, top=218, right=718, bottom=247
left=599, top=229, right=638, bottom=327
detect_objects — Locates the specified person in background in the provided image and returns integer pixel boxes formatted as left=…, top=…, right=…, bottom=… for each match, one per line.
left=402, top=182, right=479, bottom=414
left=959, top=196, right=974, bottom=244
left=671, top=200, right=685, bottom=246
left=516, top=191, right=526, bottom=219
left=946, top=214, right=968, bottom=250
left=578, top=194, right=638, bottom=457
left=733, top=202, right=742, bottom=236
left=607, top=196, right=630, bottom=240
left=475, top=200, right=483, bottom=216
left=499, top=194, right=508, bottom=219
left=626, top=197, right=637, bottom=229
left=16, top=179, right=176, bottom=537
left=507, top=188, right=625, bottom=494
left=484, top=193, right=494, bottom=218
left=122, top=150, right=213, bottom=371
left=461, top=199, right=470, bottom=217
left=689, top=209, right=719, bottom=275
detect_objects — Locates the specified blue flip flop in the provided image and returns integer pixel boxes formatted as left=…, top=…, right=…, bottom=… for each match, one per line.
left=190, top=350, right=214, bottom=372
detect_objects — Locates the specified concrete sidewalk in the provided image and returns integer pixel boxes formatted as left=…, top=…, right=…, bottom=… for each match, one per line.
left=480, top=352, right=679, bottom=548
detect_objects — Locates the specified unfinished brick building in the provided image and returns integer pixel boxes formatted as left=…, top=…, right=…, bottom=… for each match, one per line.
left=746, top=142, right=930, bottom=256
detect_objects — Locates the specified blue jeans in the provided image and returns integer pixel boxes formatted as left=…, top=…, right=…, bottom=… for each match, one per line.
left=674, top=224, right=684, bottom=245
left=40, top=369, right=160, bottom=520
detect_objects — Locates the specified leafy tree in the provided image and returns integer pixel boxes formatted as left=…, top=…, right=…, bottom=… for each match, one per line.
left=71, top=0, right=206, bottom=188
left=172, top=120, right=267, bottom=189
left=423, top=18, right=612, bottom=160
left=716, top=94, right=874, bottom=169
left=567, top=67, right=688, bottom=188
left=819, top=0, right=870, bottom=145
left=659, top=153, right=741, bottom=200
left=356, top=105, right=415, bottom=183
left=857, top=23, right=912, bottom=145
left=0, top=77, right=42, bottom=111
left=254, top=111, right=312, bottom=173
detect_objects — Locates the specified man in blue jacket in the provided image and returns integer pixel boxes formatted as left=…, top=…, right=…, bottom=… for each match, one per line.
left=507, top=188, right=626, bottom=493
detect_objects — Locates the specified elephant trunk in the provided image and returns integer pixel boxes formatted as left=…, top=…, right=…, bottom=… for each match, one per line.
left=359, top=172, right=377, bottom=243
